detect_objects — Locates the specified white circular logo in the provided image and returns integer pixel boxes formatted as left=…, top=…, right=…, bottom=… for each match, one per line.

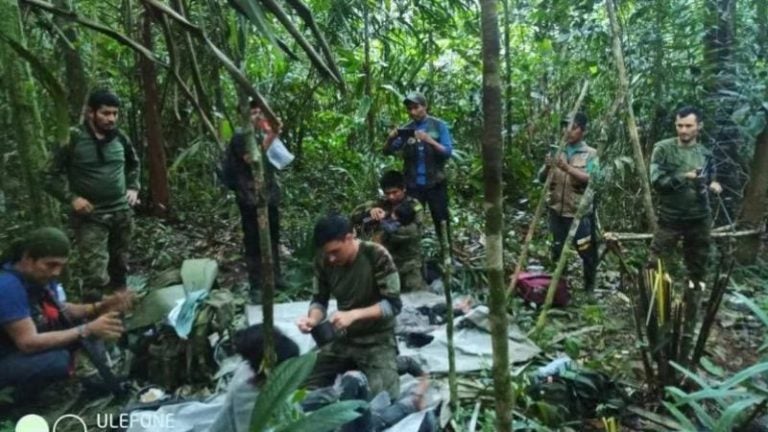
left=15, top=414, right=49, bottom=432
left=52, top=415, right=87, bottom=432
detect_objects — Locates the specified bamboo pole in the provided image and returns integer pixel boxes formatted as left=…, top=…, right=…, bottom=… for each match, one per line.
left=531, top=185, right=595, bottom=337
left=507, top=81, right=590, bottom=295
left=440, top=222, right=458, bottom=410
left=605, top=0, right=657, bottom=232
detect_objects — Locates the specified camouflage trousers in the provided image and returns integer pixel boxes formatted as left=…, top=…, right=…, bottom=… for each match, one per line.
left=305, top=333, right=399, bottom=400
left=73, top=210, right=133, bottom=300
left=649, top=217, right=712, bottom=283
left=398, top=262, right=426, bottom=293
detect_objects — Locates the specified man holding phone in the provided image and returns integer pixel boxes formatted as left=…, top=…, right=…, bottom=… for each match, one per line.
left=648, top=106, right=721, bottom=283
left=384, top=92, right=454, bottom=245
left=538, top=112, right=599, bottom=291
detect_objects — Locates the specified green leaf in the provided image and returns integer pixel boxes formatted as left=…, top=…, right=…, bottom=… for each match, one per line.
left=714, top=397, right=765, bottom=432
left=231, top=0, right=298, bottom=60
left=733, top=292, right=768, bottom=328
left=661, top=402, right=698, bottom=431
left=700, top=357, right=725, bottom=377
left=669, top=361, right=711, bottom=389
left=275, top=400, right=367, bottom=432
left=720, top=362, right=768, bottom=390
left=249, top=352, right=318, bottom=432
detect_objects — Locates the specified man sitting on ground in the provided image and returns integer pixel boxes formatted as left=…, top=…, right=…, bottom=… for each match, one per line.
left=0, top=227, right=132, bottom=402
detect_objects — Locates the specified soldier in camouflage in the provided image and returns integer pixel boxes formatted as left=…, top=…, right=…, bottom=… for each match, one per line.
left=297, top=214, right=402, bottom=399
left=352, top=171, right=426, bottom=292
left=44, top=89, right=140, bottom=300
left=649, top=106, right=722, bottom=283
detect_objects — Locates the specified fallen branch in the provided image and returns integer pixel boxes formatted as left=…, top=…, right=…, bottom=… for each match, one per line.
left=603, top=227, right=763, bottom=242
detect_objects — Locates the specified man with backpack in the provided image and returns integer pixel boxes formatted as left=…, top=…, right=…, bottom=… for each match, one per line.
left=222, top=100, right=283, bottom=302
left=44, top=89, right=140, bottom=301
left=384, top=92, right=454, bottom=246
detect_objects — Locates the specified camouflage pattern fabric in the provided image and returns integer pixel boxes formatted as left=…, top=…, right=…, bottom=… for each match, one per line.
left=648, top=217, right=712, bottom=283
left=73, top=209, right=133, bottom=299
left=311, top=241, right=401, bottom=340
left=304, top=334, right=399, bottom=400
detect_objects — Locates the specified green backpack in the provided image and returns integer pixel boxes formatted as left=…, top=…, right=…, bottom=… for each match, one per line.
left=527, top=368, right=628, bottom=422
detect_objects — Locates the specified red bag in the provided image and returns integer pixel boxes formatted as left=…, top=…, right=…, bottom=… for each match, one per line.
left=515, top=272, right=571, bottom=307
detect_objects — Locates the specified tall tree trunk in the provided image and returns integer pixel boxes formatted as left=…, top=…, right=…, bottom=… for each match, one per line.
left=243, top=109, right=277, bottom=370
left=735, top=122, right=768, bottom=263
left=53, top=0, right=88, bottom=122
left=139, top=6, right=170, bottom=216
left=704, top=0, right=741, bottom=225
left=363, top=0, right=374, bottom=152
left=480, top=0, right=513, bottom=430
left=501, top=0, right=512, bottom=151
left=645, top=0, right=667, bottom=155
left=758, top=0, right=767, bottom=61
left=0, top=0, right=54, bottom=225
left=605, top=0, right=657, bottom=232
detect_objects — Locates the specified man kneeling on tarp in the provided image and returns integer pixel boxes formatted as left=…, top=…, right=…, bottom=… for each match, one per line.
left=0, top=227, right=133, bottom=402
left=297, top=213, right=402, bottom=399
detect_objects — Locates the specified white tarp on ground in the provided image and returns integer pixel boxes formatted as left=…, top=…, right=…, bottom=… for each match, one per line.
left=246, top=292, right=541, bottom=373
left=128, top=293, right=539, bottom=432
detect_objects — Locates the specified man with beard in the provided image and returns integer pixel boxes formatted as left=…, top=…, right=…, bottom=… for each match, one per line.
left=0, top=228, right=130, bottom=402
left=649, top=106, right=722, bottom=283
left=384, top=92, right=453, bottom=246
left=44, top=89, right=140, bottom=300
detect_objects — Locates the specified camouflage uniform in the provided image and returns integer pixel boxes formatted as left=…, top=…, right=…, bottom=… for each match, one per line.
left=44, top=125, right=140, bottom=299
left=382, top=223, right=425, bottom=292
left=305, top=241, right=402, bottom=399
left=351, top=197, right=426, bottom=292
left=649, top=138, right=714, bottom=282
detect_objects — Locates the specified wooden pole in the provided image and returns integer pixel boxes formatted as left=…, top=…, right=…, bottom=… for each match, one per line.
left=531, top=186, right=594, bottom=337
left=507, top=81, right=589, bottom=295
left=440, top=222, right=458, bottom=410
left=605, top=0, right=657, bottom=232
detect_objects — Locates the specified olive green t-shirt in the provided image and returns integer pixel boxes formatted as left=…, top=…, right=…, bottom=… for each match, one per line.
left=44, top=125, right=140, bottom=214
left=311, top=241, right=400, bottom=341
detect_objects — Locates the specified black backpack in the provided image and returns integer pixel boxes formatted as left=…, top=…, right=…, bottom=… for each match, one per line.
left=217, top=146, right=239, bottom=191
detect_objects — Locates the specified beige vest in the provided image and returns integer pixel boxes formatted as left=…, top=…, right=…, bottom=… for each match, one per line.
left=547, top=143, right=597, bottom=217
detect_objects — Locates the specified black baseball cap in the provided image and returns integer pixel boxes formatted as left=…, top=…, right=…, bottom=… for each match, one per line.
left=561, top=112, right=588, bottom=130
left=403, top=92, right=427, bottom=107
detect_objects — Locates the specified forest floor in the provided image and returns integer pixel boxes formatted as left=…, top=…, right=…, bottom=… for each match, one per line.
left=2, top=210, right=767, bottom=432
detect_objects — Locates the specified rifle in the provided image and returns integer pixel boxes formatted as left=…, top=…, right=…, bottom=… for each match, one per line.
left=45, top=287, right=129, bottom=396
